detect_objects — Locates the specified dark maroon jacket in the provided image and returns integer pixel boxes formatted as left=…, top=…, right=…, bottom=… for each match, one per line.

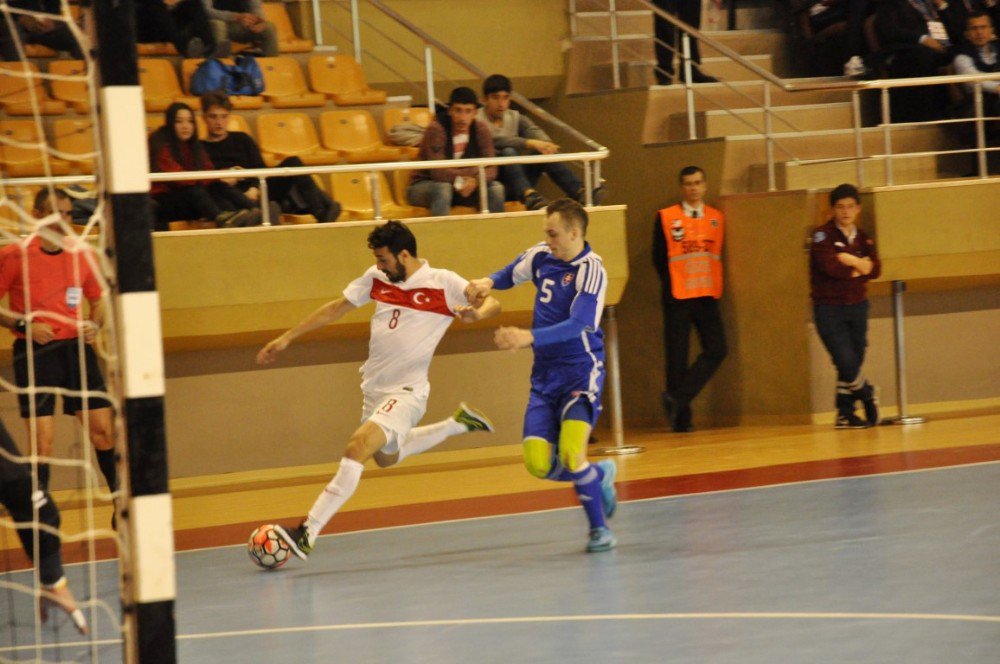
left=809, top=219, right=881, bottom=305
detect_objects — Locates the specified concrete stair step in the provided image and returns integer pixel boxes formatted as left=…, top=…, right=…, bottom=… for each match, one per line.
left=748, top=153, right=971, bottom=191
left=666, top=102, right=855, bottom=140
left=719, top=125, right=960, bottom=193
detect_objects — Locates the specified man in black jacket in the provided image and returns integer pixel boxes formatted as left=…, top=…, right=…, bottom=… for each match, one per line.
left=200, top=92, right=340, bottom=223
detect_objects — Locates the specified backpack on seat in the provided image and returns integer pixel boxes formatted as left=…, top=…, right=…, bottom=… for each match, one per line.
left=190, top=55, right=265, bottom=96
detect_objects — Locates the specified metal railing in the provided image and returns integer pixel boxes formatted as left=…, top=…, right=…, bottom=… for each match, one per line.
left=326, top=0, right=608, bottom=191
left=573, top=0, right=999, bottom=190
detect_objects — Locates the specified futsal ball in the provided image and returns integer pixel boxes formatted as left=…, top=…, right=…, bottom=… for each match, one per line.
left=247, top=524, right=291, bottom=570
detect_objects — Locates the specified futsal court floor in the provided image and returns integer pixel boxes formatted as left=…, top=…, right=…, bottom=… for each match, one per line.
left=2, top=409, right=999, bottom=662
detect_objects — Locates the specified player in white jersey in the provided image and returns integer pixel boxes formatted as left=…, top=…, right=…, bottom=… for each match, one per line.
left=256, top=221, right=500, bottom=561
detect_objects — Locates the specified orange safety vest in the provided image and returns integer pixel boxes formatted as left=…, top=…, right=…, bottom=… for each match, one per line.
left=658, top=203, right=724, bottom=299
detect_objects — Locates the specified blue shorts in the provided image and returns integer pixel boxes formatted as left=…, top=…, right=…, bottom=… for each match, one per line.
left=522, top=359, right=605, bottom=444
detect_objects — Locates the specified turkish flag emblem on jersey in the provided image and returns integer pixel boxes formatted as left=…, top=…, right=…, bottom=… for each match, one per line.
left=370, top=281, right=453, bottom=316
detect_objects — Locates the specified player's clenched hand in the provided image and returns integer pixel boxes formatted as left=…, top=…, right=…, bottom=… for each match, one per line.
left=454, top=305, right=481, bottom=323
left=494, top=326, right=533, bottom=350
left=29, top=322, right=56, bottom=345
left=464, top=278, right=493, bottom=306
left=256, top=336, right=289, bottom=365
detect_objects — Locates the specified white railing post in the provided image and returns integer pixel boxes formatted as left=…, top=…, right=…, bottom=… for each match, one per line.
left=683, top=33, right=696, bottom=140
left=583, top=160, right=593, bottom=207
left=258, top=176, right=272, bottom=226
left=851, top=89, right=865, bottom=187
left=478, top=165, right=488, bottom=213
left=880, top=87, right=893, bottom=186
left=350, top=0, right=362, bottom=62
left=973, top=83, right=987, bottom=178
left=764, top=83, right=775, bottom=191
left=424, top=44, right=436, bottom=109
left=369, top=170, right=383, bottom=220
left=609, top=0, right=621, bottom=89
left=312, top=0, right=324, bottom=46
left=885, top=281, right=925, bottom=426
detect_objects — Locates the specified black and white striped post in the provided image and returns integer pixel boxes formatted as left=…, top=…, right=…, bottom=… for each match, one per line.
left=93, top=1, right=177, bottom=661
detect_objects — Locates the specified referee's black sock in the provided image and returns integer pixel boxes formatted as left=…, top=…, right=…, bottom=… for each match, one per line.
left=95, top=448, right=118, bottom=492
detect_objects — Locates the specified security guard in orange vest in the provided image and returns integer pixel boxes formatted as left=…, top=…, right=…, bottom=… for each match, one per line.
left=652, top=166, right=727, bottom=432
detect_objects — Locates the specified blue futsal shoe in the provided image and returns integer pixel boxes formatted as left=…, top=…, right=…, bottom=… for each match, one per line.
left=586, top=526, right=618, bottom=553
left=597, top=459, right=618, bottom=519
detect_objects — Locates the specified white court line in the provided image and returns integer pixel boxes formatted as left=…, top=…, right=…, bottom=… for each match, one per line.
left=6, top=611, right=998, bottom=652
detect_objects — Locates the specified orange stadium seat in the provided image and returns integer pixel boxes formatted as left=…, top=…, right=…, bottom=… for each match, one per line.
left=330, top=171, right=417, bottom=221
left=146, top=115, right=164, bottom=135
left=308, top=55, right=388, bottom=106
left=0, top=61, right=67, bottom=116
left=262, top=2, right=314, bottom=52
left=196, top=113, right=252, bottom=139
left=0, top=185, right=40, bottom=231
left=382, top=106, right=433, bottom=159
left=0, top=120, right=72, bottom=177
left=256, top=113, right=339, bottom=166
left=138, top=58, right=200, bottom=112
left=52, top=119, right=95, bottom=173
left=23, top=44, right=57, bottom=58
left=319, top=110, right=402, bottom=164
left=257, top=57, right=325, bottom=108
left=180, top=59, right=264, bottom=110
left=137, top=42, right=179, bottom=56
left=48, top=60, right=91, bottom=113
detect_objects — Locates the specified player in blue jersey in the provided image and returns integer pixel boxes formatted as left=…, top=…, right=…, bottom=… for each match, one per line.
left=466, top=198, right=619, bottom=552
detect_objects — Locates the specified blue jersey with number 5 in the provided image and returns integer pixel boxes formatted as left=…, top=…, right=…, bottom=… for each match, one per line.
left=489, top=242, right=607, bottom=365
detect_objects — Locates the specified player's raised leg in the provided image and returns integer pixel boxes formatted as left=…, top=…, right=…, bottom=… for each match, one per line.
left=374, top=402, right=494, bottom=468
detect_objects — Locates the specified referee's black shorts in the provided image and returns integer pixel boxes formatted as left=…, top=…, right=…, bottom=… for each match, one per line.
left=12, top=338, right=112, bottom=418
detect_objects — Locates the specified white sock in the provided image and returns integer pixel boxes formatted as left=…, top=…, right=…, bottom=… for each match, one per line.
left=304, top=457, right=364, bottom=539
left=396, top=417, right=466, bottom=462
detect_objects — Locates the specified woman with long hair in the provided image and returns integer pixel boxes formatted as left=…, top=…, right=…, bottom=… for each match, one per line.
left=148, top=102, right=259, bottom=230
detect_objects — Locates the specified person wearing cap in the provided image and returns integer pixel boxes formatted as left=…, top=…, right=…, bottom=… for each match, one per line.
left=407, top=86, right=505, bottom=217
left=0, top=188, right=117, bottom=500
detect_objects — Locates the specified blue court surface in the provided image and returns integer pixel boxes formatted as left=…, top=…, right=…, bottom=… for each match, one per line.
left=3, top=463, right=998, bottom=662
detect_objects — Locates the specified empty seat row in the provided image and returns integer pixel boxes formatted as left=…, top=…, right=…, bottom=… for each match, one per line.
left=0, top=54, right=387, bottom=117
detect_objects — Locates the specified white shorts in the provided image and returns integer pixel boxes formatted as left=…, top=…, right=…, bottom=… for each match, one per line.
left=362, top=386, right=429, bottom=455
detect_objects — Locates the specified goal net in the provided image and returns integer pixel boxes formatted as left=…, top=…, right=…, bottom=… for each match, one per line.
left=0, top=1, right=171, bottom=661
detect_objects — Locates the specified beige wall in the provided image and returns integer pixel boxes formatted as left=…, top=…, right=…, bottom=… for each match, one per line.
left=305, top=0, right=568, bottom=99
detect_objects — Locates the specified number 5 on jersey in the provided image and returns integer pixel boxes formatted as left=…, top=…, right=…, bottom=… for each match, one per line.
left=539, top=278, right=555, bottom=303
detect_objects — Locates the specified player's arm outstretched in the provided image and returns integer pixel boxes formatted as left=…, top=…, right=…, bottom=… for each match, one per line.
left=455, top=293, right=501, bottom=323
left=256, top=297, right=357, bottom=365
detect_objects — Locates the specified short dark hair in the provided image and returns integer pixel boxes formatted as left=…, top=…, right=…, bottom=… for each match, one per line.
left=829, top=183, right=860, bottom=205
left=678, top=165, right=705, bottom=182
left=33, top=187, right=70, bottom=215
left=448, top=86, right=479, bottom=107
left=546, top=198, right=589, bottom=236
left=368, top=220, right=417, bottom=257
left=966, top=11, right=992, bottom=26
left=200, top=90, right=232, bottom=113
left=483, top=74, right=512, bottom=96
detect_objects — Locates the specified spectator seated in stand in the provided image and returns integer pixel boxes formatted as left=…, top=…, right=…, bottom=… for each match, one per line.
left=202, top=0, right=278, bottom=57
left=406, top=86, right=504, bottom=217
left=873, top=0, right=966, bottom=120
left=148, top=101, right=261, bottom=230
left=477, top=74, right=601, bottom=211
left=0, top=0, right=84, bottom=60
left=953, top=10, right=999, bottom=138
left=136, top=0, right=216, bottom=58
left=199, top=91, right=340, bottom=222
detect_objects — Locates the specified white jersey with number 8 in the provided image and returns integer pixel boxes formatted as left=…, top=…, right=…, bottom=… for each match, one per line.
left=342, top=260, right=469, bottom=393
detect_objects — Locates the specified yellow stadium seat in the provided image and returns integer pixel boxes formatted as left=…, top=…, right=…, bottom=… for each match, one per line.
left=52, top=119, right=95, bottom=173
left=137, top=42, right=179, bottom=56
left=48, top=60, right=91, bottom=113
left=138, top=58, right=200, bottom=112
left=0, top=185, right=40, bottom=231
left=146, top=115, right=164, bottom=135
left=256, top=113, right=340, bottom=166
left=23, top=44, right=57, bottom=58
left=319, top=110, right=402, bottom=164
left=0, top=61, right=67, bottom=116
left=196, top=113, right=252, bottom=140
left=180, top=59, right=264, bottom=110
left=0, top=120, right=72, bottom=177
left=262, top=2, right=314, bottom=53
left=258, top=57, right=325, bottom=108
left=330, top=171, right=418, bottom=221
left=308, top=55, right=388, bottom=106
left=382, top=107, right=433, bottom=135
